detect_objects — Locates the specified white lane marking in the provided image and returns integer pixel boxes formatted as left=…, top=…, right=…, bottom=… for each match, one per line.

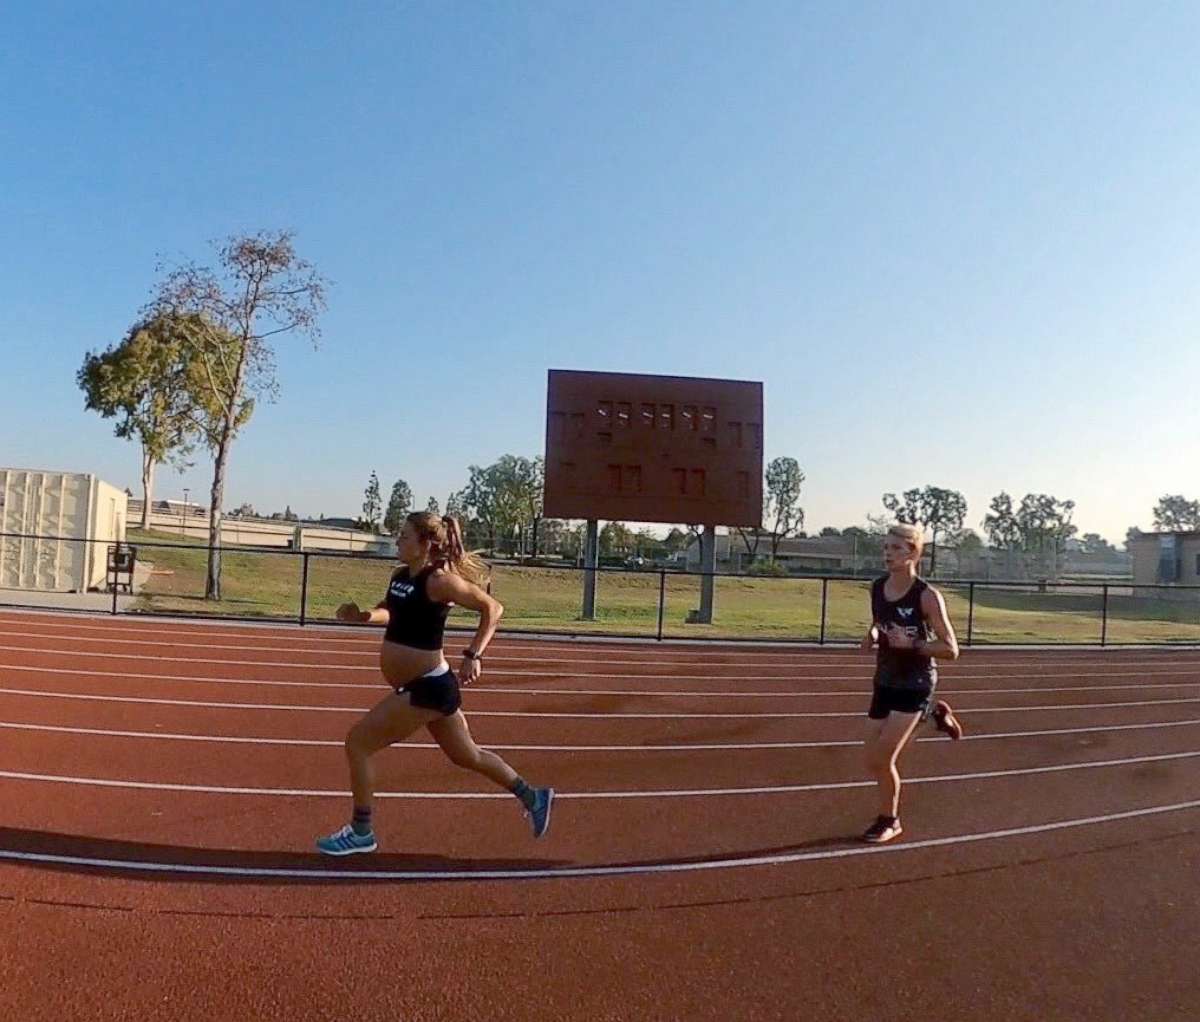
left=4, top=645, right=1200, bottom=684
left=1, top=798, right=1196, bottom=880
left=3, top=614, right=1198, bottom=665
left=6, top=686, right=1200, bottom=718
left=2, top=611, right=1190, bottom=652
left=0, top=749, right=1197, bottom=800
left=5, top=686, right=1200, bottom=718
left=6, top=627, right=1200, bottom=672
left=2, top=716, right=1200, bottom=751
left=0, top=629, right=381, bottom=657
left=0, top=629, right=865, bottom=667
left=5, top=661, right=1200, bottom=699
left=0, top=615, right=840, bottom=655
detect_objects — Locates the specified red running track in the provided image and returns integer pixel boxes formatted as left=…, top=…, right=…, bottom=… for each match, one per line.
left=1, top=608, right=1198, bottom=1021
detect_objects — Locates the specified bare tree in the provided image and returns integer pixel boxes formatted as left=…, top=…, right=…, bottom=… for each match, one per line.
left=148, top=231, right=327, bottom=598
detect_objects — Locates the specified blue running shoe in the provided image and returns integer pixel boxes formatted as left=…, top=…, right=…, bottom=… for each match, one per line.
left=316, top=824, right=377, bottom=856
left=525, top=787, right=554, bottom=839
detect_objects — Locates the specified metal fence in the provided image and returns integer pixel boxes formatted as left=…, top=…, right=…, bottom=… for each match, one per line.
left=1, top=531, right=1198, bottom=646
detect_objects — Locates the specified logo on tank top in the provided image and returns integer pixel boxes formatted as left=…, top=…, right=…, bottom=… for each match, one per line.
left=897, top=607, right=914, bottom=620
left=389, top=579, right=415, bottom=600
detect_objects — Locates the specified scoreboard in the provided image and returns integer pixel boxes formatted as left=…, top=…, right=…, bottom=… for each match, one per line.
left=543, top=370, right=763, bottom=527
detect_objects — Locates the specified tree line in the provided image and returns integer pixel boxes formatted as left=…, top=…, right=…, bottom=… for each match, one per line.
left=78, top=230, right=1179, bottom=599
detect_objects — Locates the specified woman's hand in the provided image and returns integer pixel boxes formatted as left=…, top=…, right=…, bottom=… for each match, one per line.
left=860, top=626, right=878, bottom=652
left=336, top=602, right=366, bottom=624
left=459, top=654, right=482, bottom=686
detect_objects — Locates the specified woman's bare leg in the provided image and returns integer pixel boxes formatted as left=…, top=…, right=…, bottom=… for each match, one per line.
left=863, top=711, right=922, bottom=817
left=427, top=710, right=520, bottom=788
left=346, top=692, right=441, bottom=808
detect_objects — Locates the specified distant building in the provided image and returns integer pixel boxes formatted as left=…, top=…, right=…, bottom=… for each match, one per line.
left=303, top=517, right=358, bottom=530
left=1130, top=531, right=1200, bottom=597
left=685, top=531, right=928, bottom=575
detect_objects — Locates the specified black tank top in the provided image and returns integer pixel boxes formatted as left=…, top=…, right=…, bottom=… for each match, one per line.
left=383, top=566, right=450, bottom=651
left=871, top=575, right=937, bottom=690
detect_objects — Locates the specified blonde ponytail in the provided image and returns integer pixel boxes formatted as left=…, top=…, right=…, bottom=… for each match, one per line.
left=407, top=511, right=489, bottom=585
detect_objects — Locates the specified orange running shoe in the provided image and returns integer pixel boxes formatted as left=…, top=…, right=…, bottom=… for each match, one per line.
left=932, top=700, right=963, bottom=740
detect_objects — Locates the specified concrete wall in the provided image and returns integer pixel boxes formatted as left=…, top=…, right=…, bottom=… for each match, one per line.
left=0, top=468, right=128, bottom=591
left=136, top=510, right=393, bottom=556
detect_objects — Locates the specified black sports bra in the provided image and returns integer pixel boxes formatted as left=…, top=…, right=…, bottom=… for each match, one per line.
left=383, top=566, right=450, bottom=651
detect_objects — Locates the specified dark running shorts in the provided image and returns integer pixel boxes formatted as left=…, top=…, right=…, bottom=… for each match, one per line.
left=398, top=667, right=462, bottom=716
left=868, top=686, right=935, bottom=720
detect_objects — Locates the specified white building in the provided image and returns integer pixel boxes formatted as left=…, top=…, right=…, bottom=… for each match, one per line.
left=0, top=468, right=129, bottom=592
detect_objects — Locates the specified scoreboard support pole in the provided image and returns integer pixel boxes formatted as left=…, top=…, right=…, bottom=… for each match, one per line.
left=581, top=518, right=599, bottom=621
left=698, top=524, right=717, bottom=624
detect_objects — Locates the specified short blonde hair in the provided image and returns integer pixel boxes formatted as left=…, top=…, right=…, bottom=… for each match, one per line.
left=887, top=523, right=926, bottom=560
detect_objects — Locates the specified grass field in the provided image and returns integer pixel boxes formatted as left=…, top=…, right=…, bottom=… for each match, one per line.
left=127, top=530, right=1200, bottom=644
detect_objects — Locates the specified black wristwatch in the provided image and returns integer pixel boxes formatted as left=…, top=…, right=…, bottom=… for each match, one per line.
left=462, top=649, right=482, bottom=661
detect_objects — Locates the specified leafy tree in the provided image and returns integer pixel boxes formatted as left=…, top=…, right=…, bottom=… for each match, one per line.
left=882, top=485, right=967, bottom=575
left=457, top=455, right=544, bottom=555
left=446, top=488, right=487, bottom=548
left=426, top=496, right=440, bottom=515
left=559, top=521, right=587, bottom=560
left=383, top=478, right=412, bottom=534
left=1079, top=533, right=1116, bottom=555
left=1015, top=493, right=1077, bottom=579
left=1153, top=495, right=1200, bottom=532
left=982, top=492, right=1022, bottom=551
left=362, top=471, right=382, bottom=532
left=147, top=230, right=327, bottom=598
left=663, top=527, right=690, bottom=554
left=982, top=494, right=1018, bottom=578
left=77, top=314, right=202, bottom=529
left=538, top=518, right=569, bottom=556
left=599, top=521, right=634, bottom=557
left=446, top=490, right=467, bottom=519
left=765, top=457, right=805, bottom=561
left=954, top=528, right=986, bottom=576
left=633, top=527, right=658, bottom=557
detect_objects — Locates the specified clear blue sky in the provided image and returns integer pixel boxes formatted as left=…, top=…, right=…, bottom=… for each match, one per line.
left=4, top=2, right=1198, bottom=543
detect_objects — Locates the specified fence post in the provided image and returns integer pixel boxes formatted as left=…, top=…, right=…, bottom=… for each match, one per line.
left=656, top=571, right=666, bottom=642
left=819, top=577, right=828, bottom=645
left=111, top=540, right=120, bottom=616
left=1101, top=584, right=1108, bottom=647
left=299, top=552, right=311, bottom=627
left=966, top=582, right=975, bottom=647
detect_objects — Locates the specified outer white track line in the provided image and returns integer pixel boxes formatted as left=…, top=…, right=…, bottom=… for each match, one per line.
left=1, top=798, right=1196, bottom=880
